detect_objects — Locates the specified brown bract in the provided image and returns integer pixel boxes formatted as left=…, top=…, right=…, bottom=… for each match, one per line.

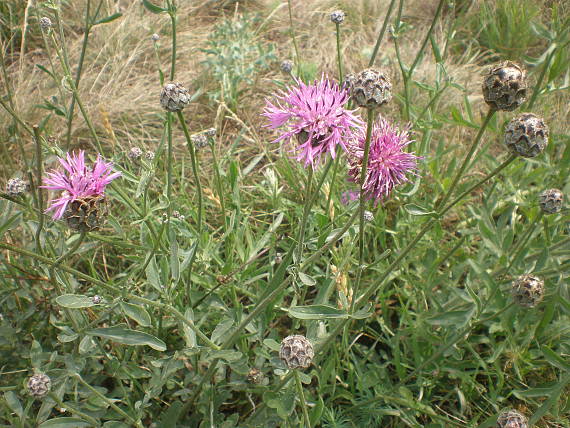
left=64, top=195, right=108, bottom=232
left=504, top=113, right=549, bottom=158
left=351, top=68, right=392, bottom=109
left=482, top=61, right=527, bottom=111
left=279, top=335, right=314, bottom=370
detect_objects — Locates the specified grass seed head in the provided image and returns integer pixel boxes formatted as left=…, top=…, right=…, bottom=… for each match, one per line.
left=482, top=61, right=527, bottom=111
left=351, top=68, right=392, bottom=109
left=539, top=189, right=563, bottom=214
left=6, top=177, right=28, bottom=196
left=511, top=274, right=545, bottom=308
left=330, top=10, right=346, bottom=24
left=27, top=373, right=51, bottom=398
left=504, top=113, right=549, bottom=158
left=160, top=82, right=190, bottom=112
left=497, top=409, right=528, bottom=428
left=280, top=335, right=314, bottom=370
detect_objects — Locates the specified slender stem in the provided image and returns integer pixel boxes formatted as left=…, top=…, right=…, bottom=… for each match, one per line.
left=436, top=110, right=495, bottom=210
left=53, top=231, right=87, bottom=268
left=166, top=112, right=173, bottom=216
left=209, top=136, right=226, bottom=228
left=65, top=0, right=91, bottom=149
left=369, top=0, right=397, bottom=67
left=287, top=0, right=301, bottom=77
left=296, top=168, right=314, bottom=262
left=504, top=212, right=543, bottom=273
left=350, top=109, right=374, bottom=313
left=335, top=22, right=343, bottom=82
left=0, top=97, right=34, bottom=136
left=32, top=126, right=45, bottom=255
left=527, top=49, right=554, bottom=110
left=168, top=0, right=177, bottom=81
left=48, top=392, right=99, bottom=426
left=408, top=0, right=445, bottom=77
left=294, top=370, right=311, bottom=428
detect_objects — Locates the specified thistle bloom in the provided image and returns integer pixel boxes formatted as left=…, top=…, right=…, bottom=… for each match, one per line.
left=262, top=77, right=363, bottom=169
left=347, top=118, right=419, bottom=202
left=42, top=151, right=121, bottom=220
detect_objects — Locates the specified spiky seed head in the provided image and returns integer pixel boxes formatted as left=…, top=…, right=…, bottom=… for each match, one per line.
left=145, top=151, right=155, bottom=160
left=127, top=147, right=143, bottom=160
left=27, top=373, right=51, bottom=398
left=6, top=178, right=28, bottom=196
left=363, top=210, right=374, bottom=222
left=247, top=368, right=264, bottom=384
left=482, top=61, right=527, bottom=111
left=279, top=335, right=314, bottom=370
left=280, top=59, right=293, bottom=74
left=92, top=295, right=102, bottom=304
left=39, top=17, right=52, bottom=30
left=351, top=68, right=392, bottom=109
left=504, top=113, right=549, bottom=158
left=511, top=274, right=545, bottom=308
left=330, top=10, right=346, bottom=24
left=151, top=33, right=160, bottom=41
left=160, top=82, right=190, bottom=112
left=63, top=195, right=107, bottom=232
left=497, top=409, right=528, bottom=428
left=539, top=189, right=564, bottom=214
left=190, top=134, right=208, bottom=149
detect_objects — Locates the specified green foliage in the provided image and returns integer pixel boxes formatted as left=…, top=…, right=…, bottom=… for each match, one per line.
left=201, top=13, right=276, bottom=111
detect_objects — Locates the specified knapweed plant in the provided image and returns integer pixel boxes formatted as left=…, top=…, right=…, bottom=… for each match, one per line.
left=1, top=1, right=568, bottom=427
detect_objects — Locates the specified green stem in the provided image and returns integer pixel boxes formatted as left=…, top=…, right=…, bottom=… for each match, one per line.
left=504, top=211, right=543, bottom=273
left=287, top=0, right=301, bottom=77
left=527, top=49, right=554, bottom=110
left=0, top=97, right=34, bottom=136
left=209, top=136, right=227, bottom=228
left=32, top=126, right=45, bottom=255
left=407, top=0, right=445, bottom=77
left=48, top=392, right=99, bottom=427
left=335, top=22, right=343, bottom=82
left=368, top=0, right=397, bottom=67
left=294, top=370, right=311, bottom=428
left=168, top=0, right=177, bottom=81
left=296, top=168, right=314, bottom=262
left=436, top=110, right=495, bottom=210
left=166, top=112, right=173, bottom=216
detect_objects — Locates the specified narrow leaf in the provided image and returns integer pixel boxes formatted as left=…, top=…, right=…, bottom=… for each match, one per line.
left=56, top=294, right=95, bottom=309
left=288, top=305, right=348, bottom=320
left=87, top=325, right=166, bottom=351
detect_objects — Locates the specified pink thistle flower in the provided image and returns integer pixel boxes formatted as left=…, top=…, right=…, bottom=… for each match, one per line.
left=42, top=151, right=121, bottom=220
left=262, top=76, right=364, bottom=169
left=347, top=118, right=419, bottom=203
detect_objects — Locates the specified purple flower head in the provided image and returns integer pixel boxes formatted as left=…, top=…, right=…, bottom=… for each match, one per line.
left=42, top=151, right=121, bottom=220
left=347, top=118, right=420, bottom=203
left=262, top=76, right=364, bottom=169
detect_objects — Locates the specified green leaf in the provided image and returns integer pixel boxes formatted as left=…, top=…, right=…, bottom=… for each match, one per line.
left=35, top=64, right=55, bottom=79
left=55, top=294, right=95, bottom=309
left=297, top=272, right=316, bottom=286
left=169, top=229, right=180, bottom=281
left=288, top=305, right=348, bottom=320
left=39, top=418, right=93, bottom=428
left=93, top=13, right=122, bottom=26
left=425, top=305, right=475, bottom=328
left=158, top=401, right=183, bottom=427
left=264, top=388, right=296, bottom=419
left=404, top=203, right=438, bottom=217
left=541, top=346, right=570, bottom=372
left=4, top=392, right=23, bottom=417
left=87, top=325, right=166, bottom=351
left=142, top=0, right=167, bottom=14
left=120, top=302, right=152, bottom=327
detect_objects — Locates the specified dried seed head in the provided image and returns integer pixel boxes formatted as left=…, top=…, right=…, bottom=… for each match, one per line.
left=504, top=113, right=549, bottom=158
left=39, top=17, right=52, bottom=30
left=351, top=68, right=392, bottom=109
left=482, top=61, right=527, bottom=111
left=92, top=295, right=102, bottom=304
left=363, top=210, right=374, bottom=222
left=6, top=177, right=28, bottom=196
left=247, top=368, right=264, bottom=384
left=497, top=409, right=528, bottom=428
left=145, top=151, right=155, bottom=160
left=539, top=189, right=564, bottom=214
left=511, top=274, right=545, bottom=308
left=330, top=10, right=346, bottom=24
left=64, top=195, right=108, bottom=232
left=151, top=33, right=160, bottom=42
left=127, top=147, right=143, bottom=160
left=280, top=59, right=293, bottom=74
left=160, top=82, right=190, bottom=112
left=279, top=335, right=314, bottom=370
left=27, top=373, right=51, bottom=398
left=190, top=134, right=208, bottom=149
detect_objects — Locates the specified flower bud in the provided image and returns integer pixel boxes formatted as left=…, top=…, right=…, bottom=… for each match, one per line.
left=92, top=295, right=102, bottom=304
left=64, top=195, right=108, bottom=232
left=6, top=178, right=28, bottom=196
left=247, top=367, right=264, bottom=384
left=128, top=147, right=143, bottom=160
left=145, top=151, right=155, bottom=160
left=279, top=335, right=314, bottom=370
left=190, top=134, right=208, bottom=149
left=351, top=69, right=392, bottom=109
left=504, top=113, right=548, bottom=158
left=27, top=373, right=51, bottom=398
left=39, top=17, right=52, bottom=30
left=482, top=61, right=527, bottom=111
left=280, top=59, right=293, bottom=74
left=330, top=10, right=346, bottom=24
left=363, top=210, right=374, bottom=222
left=511, top=274, right=545, bottom=308
left=151, top=33, right=160, bottom=42
left=539, top=189, right=563, bottom=214
left=160, top=82, right=190, bottom=112
left=497, top=409, right=528, bottom=428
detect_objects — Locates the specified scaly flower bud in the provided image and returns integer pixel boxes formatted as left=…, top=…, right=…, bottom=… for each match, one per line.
left=511, top=274, right=545, bottom=308
left=482, top=61, right=527, bottom=111
left=351, top=69, right=392, bottom=109
left=538, top=189, right=563, bottom=214
left=280, top=59, right=293, bottom=74
left=6, top=177, right=28, bottom=196
left=330, top=10, right=346, bottom=24
left=160, top=82, right=190, bottom=112
left=39, top=17, right=52, bottom=30
left=504, top=113, right=549, bottom=158
left=27, top=373, right=51, bottom=398
left=279, top=335, right=314, bottom=370
left=497, top=409, right=528, bottom=428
